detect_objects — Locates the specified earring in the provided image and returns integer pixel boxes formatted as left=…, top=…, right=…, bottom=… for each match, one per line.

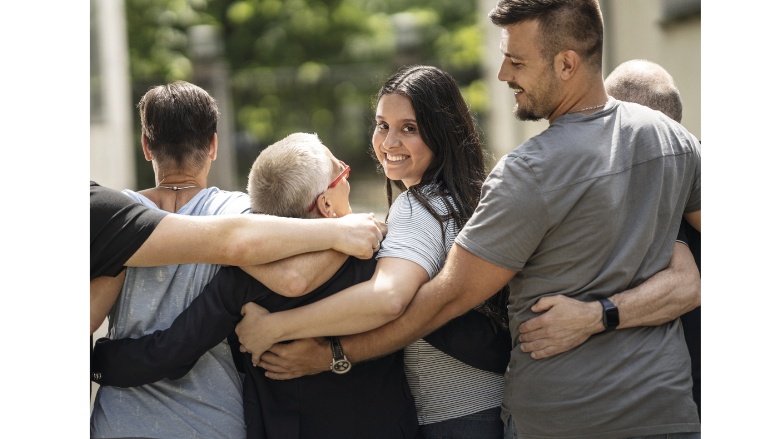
left=332, top=212, right=337, bottom=217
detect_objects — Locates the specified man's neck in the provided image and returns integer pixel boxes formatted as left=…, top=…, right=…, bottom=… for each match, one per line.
left=548, top=79, right=608, bottom=124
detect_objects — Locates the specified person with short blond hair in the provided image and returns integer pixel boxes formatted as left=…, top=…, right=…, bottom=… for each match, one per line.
left=247, top=132, right=333, bottom=217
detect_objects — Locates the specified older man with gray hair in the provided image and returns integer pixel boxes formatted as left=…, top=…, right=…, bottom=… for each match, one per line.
left=605, top=58, right=683, bottom=123
left=606, top=59, right=701, bottom=418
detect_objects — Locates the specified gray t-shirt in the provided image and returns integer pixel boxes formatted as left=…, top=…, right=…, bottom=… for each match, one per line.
left=457, top=99, right=700, bottom=438
left=90, top=187, right=250, bottom=439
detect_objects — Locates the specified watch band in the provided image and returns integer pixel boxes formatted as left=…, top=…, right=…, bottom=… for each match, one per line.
left=329, top=337, right=351, bottom=374
left=599, top=298, right=620, bottom=332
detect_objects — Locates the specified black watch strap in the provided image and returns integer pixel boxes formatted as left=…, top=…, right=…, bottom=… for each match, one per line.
left=599, top=298, right=620, bottom=332
left=329, top=337, right=351, bottom=374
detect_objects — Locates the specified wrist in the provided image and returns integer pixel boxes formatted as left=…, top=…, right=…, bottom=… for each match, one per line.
left=316, top=218, right=339, bottom=251
left=588, top=301, right=604, bottom=335
left=328, top=336, right=352, bottom=374
left=316, top=337, right=332, bottom=372
left=264, top=313, right=288, bottom=344
left=339, top=336, right=361, bottom=363
left=330, top=217, right=347, bottom=252
left=598, top=298, right=620, bottom=332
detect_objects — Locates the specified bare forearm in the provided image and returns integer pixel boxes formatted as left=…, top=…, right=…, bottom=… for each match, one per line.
left=90, top=272, right=126, bottom=334
left=257, top=245, right=517, bottom=375
left=339, top=295, right=450, bottom=363
left=226, top=216, right=377, bottom=264
left=127, top=215, right=329, bottom=266
left=225, top=217, right=339, bottom=265
left=241, top=250, right=346, bottom=297
left=610, top=242, right=700, bottom=329
left=253, top=258, right=427, bottom=345
left=341, top=283, right=475, bottom=362
left=340, top=251, right=507, bottom=363
left=126, top=213, right=382, bottom=267
left=237, top=258, right=429, bottom=362
left=265, top=282, right=407, bottom=342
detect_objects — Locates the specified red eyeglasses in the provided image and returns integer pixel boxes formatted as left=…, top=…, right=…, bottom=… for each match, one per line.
left=307, top=160, right=350, bottom=212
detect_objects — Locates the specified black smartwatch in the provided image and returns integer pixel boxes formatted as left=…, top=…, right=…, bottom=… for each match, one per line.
left=329, top=337, right=351, bottom=374
left=599, top=298, right=619, bottom=332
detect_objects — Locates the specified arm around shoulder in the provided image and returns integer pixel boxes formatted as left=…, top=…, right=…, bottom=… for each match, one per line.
left=240, top=250, right=347, bottom=297
left=126, top=213, right=383, bottom=267
left=341, top=244, right=515, bottom=364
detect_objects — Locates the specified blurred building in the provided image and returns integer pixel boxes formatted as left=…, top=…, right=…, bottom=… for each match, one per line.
left=91, top=0, right=700, bottom=191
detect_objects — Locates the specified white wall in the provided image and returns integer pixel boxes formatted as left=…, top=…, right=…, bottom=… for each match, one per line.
left=603, top=0, right=701, bottom=138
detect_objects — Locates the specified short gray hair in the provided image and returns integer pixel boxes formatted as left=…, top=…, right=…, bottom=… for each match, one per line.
left=247, top=133, right=334, bottom=218
left=605, top=59, right=683, bottom=123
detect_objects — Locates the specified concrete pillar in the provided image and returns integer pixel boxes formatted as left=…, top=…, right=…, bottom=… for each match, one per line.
left=90, top=0, right=135, bottom=190
left=189, top=25, right=240, bottom=191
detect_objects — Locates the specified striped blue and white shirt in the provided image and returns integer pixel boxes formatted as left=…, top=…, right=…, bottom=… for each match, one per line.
left=378, top=186, right=504, bottom=425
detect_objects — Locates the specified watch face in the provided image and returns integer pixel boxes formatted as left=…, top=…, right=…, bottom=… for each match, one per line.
left=604, top=308, right=619, bottom=330
left=599, top=299, right=619, bottom=331
left=332, top=359, right=351, bottom=374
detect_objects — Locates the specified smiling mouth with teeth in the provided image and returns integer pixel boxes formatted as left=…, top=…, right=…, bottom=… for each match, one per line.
left=385, top=153, right=409, bottom=163
left=509, top=83, right=524, bottom=97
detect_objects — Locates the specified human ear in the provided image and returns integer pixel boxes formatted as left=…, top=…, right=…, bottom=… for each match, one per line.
left=321, top=196, right=337, bottom=218
left=141, top=135, right=153, bottom=161
left=313, top=194, right=335, bottom=219
left=209, top=133, right=218, bottom=161
left=557, top=49, right=579, bottom=81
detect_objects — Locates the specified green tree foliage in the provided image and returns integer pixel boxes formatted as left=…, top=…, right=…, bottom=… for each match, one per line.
left=124, top=0, right=484, bottom=188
